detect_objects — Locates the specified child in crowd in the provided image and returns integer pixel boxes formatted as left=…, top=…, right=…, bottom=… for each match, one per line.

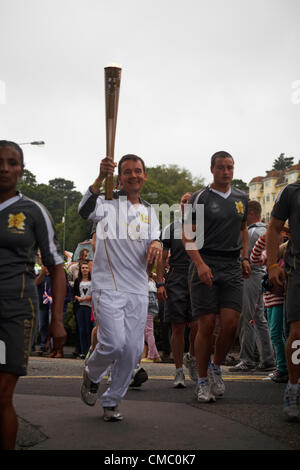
left=250, top=233, right=288, bottom=383
left=142, top=274, right=161, bottom=363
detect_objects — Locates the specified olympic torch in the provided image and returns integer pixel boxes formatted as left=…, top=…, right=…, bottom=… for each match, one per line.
left=104, top=64, right=122, bottom=199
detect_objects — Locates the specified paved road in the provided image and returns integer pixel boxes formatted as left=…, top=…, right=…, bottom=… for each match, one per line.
left=14, top=352, right=300, bottom=451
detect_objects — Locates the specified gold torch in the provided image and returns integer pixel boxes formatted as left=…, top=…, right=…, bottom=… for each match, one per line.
left=104, top=64, right=122, bottom=199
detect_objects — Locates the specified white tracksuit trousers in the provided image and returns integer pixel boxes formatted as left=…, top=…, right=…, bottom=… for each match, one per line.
left=86, top=289, right=148, bottom=408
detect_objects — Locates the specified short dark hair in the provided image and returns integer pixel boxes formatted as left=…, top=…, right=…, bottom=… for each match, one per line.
left=0, top=140, right=24, bottom=169
left=210, top=151, right=234, bottom=168
left=248, top=200, right=262, bottom=218
left=118, top=154, right=146, bottom=175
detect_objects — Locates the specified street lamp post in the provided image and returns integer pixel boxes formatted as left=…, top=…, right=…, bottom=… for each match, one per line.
left=18, top=141, right=45, bottom=146
left=63, top=196, right=67, bottom=253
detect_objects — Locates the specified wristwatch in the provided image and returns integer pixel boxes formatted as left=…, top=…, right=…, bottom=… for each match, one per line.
left=241, top=257, right=249, bottom=262
left=155, top=282, right=165, bottom=288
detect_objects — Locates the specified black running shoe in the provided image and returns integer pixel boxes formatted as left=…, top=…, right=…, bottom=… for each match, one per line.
left=269, top=369, right=289, bottom=383
left=129, top=368, right=148, bottom=387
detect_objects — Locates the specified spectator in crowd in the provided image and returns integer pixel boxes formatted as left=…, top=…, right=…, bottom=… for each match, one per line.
left=230, top=200, right=275, bottom=372
left=73, top=261, right=92, bottom=359
left=68, top=248, right=89, bottom=287
left=35, top=265, right=51, bottom=353
left=141, top=274, right=161, bottom=363
left=250, top=232, right=288, bottom=382
left=47, top=271, right=72, bottom=358
left=68, top=249, right=90, bottom=358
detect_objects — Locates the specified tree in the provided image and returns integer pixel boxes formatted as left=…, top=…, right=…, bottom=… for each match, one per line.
left=231, top=179, right=249, bottom=193
left=142, top=165, right=204, bottom=205
left=271, top=153, right=294, bottom=171
left=48, top=178, right=76, bottom=192
left=22, top=169, right=37, bottom=186
left=18, top=173, right=88, bottom=252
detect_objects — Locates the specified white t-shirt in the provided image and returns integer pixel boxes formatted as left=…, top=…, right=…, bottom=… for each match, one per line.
left=79, top=191, right=161, bottom=296
left=79, top=280, right=92, bottom=307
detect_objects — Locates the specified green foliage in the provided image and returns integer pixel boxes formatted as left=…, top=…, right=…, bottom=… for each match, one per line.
left=22, top=169, right=37, bottom=185
left=271, top=153, right=294, bottom=171
left=231, top=179, right=249, bottom=193
left=18, top=175, right=90, bottom=252
left=142, top=165, right=204, bottom=205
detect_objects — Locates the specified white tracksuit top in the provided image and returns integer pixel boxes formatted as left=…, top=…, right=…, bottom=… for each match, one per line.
left=78, top=189, right=161, bottom=296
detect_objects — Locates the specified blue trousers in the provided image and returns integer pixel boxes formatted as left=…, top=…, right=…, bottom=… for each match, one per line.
left=267, top=304, right=287, bottom=373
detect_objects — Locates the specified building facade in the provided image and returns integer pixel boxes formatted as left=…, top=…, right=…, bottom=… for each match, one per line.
left=249, top=164, right=300, bottom=222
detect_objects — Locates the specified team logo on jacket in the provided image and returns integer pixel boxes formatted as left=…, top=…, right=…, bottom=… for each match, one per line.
left=235, top=201, right=244, bottom=215
left=8, top=212, right=26, bottom=232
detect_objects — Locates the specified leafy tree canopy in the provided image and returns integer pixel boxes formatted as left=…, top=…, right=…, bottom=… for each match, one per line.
left=231, top=179, right=249, bottom=193
left=22, top=169, right=37, bottom=186
left=271, top=153, right=294, bottom=171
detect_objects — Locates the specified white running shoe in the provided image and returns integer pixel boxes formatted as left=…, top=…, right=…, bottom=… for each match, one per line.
left=103, top=406, right=123, bottom=422
left=173, top=369, right=186, bottom=388
left=183, top=353, right=198, bottom=382
left=80, top=369, right=100, bottom=406
left=195, top=379, right=216, bottom=403
left=283, top=384, right=300, bottom=421
left=208, top=363, right=225, bottom=398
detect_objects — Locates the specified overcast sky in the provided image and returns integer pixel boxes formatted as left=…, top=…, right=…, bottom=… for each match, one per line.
left=1, top=0, right=300, bottom=193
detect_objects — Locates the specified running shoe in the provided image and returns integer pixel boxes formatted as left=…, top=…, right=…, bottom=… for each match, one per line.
left=228, top=361, right=256, bottom=372
left=173, top=369, right=186, bottom=388
left=195, top=379, right=216, bottom=403
left=208, top=363, right=225, bottom=398
left=256, top=362, right=276, bottom=372
left=80, top=369, right=100, bottom=406
left=283, top=384, right=300, bottom=421
left=103, top=406, right=123, bottom=422
left=269, top=369, right=288, bottom=384
left=129, top=368, right=148, bottom=388
left=183, top=353, right=198, bottom=382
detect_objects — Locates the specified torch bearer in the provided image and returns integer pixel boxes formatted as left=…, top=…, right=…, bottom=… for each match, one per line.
left=104, top=64, right=122, bottom=199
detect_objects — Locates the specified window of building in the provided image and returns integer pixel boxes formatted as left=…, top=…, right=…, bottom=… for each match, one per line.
left=289, top=173, right=295, bottom=182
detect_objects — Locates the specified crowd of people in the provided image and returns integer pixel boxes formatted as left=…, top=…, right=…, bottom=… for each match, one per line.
left=0, top=140, right=300, bottom=450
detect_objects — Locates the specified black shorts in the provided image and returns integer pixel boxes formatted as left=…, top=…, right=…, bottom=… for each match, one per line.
left=188, top=255, right=243, bottom=317
left=164, top=266, right=195, bottom=324
left=0, top=296, right=38, bottom=376
left=285, top=264, right=300, bottom=324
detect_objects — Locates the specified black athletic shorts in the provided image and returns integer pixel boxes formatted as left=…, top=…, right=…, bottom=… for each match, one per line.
left=0, top=296, right=38, bottom=376
left=164, top=266, right=195, bottom=324
left=285, top=262, right=300, bottom=324
left=188, top=255, right=243, bottom=317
